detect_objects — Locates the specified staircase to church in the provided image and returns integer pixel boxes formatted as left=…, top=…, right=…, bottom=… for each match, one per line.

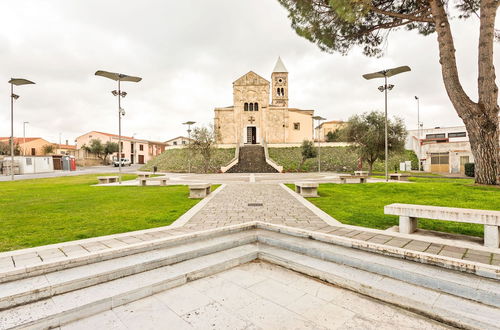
left=226, top=145, right=278, bottom=173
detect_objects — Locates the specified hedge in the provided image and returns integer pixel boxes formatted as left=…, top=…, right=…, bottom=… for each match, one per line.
left=464, top=163, right=475, bottom=177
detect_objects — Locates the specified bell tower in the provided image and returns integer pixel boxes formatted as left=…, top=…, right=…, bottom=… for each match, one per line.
left=271, top=57, right=288, bottom=107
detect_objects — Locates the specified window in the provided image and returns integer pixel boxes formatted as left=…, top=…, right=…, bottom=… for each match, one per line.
left=249, top=103, right=254, bottom=111
left=254, top=103, right=259, bottom=111
left=244, top=103, right=248, bottom=111
left=425, top=133, right=446, bottom=139
left=277, top=88, right=281, bottom=96
left=448, top=132, right=466, bottom=138
left=139, top=144, right=144, bottom=151
left=120, top=142, right=124, bottom=148
left=182, top=141, right=186, bottom=145
left=26, top=158, right=32, bottom=166
left=280, top=88, right=284, bottom=96
left=294, top=123, right=300, bottom=130
left=31, top=148, right=36, bottom=155
left=173, top=141, right=177, bottom=145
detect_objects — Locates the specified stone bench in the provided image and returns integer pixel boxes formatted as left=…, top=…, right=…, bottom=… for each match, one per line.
left=384, top=203, right=500, bottom=248
left=138, top=176, right=169, bottom=186
left=97, top=176, right=119, bottom=184
left=338, top=174, right=368, bottom=184
left=295, top=182, right=319, bottom=197
left=137, top=173, right=151, bottom=179
left=389, top=173, right=410, bottom=181
left=354, top=171, right=369, bottom=176
left=188, top=183, right=212, bottom=199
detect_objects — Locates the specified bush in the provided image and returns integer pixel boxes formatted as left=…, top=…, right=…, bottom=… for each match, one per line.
left=464, top=163, right=475, bottom=177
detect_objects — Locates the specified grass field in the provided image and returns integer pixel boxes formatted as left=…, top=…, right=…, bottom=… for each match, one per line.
left=0, top=174, right=201, bottom=252
left=290, top=178, right=500, bottom=237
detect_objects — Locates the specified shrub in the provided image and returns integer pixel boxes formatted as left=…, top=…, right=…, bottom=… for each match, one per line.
left=464, top=163, right=475, bottom=177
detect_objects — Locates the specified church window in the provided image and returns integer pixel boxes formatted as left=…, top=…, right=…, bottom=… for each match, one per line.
left=244, top=103, right=248, bottom=111
left=280, top=88, right=284, bottom=96
left=294, top=123, right=300, bottom=130
left=254, top=103, right=259, bottom=111
left=249, top=103, right=254, bottom=111
left=277, top=88, right=281, bottom=96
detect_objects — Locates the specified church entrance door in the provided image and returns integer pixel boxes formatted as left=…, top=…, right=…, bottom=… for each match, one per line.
left=246, top=126, right=257, bottom=144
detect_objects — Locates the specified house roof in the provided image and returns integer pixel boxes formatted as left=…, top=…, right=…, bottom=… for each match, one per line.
left=0, top=137, right=50, bottom=145
left=164, top=136, right=193, bottom=143
left=54, top=144, right=77, bottom=150
left=273, top=57, right=288, bottom=73
left=75, top=131, right=134, bottom=140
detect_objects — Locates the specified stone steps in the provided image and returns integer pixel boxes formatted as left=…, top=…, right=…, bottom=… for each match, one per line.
left=259, top=246, right=500, bottom=330
left=0, top=244, right=259, bottom=330
left=227, top=145, right=277, bottom=173
left=0, top=231, right=256, bottom=310
left=257, top=230, right=500, bottom=309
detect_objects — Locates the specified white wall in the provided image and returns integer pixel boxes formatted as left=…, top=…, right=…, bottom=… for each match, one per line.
left=14, top=156, right=54, bottom=174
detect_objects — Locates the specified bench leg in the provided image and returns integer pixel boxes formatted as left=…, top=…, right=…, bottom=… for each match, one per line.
left=295, top=186, right=301, bottom=193
left=399, top=216, right=418, bottom=234
left=360, top=178, right=366, bottom=183
left=300, top=187, right=318, bottom=198
left=160, top=180, right=167, bottom=186
left=190, top=189, right=207, bottom=199
left=484, top=225, right=500, bottom=248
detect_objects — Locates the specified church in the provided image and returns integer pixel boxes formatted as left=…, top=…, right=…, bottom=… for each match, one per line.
left=214, top=58, right=315, bottom=145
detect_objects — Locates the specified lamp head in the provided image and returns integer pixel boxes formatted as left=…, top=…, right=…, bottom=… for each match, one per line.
left=11, top=94, right=19, bottom=100
left=388, top=84, right=394, bottom=90
left=414, top=95, right=419, bottom=100
left=121, top=91, right=127, bottom=97
left=378, top=86, right=385, bottom=92
left=112, top=90, right=118, bottom=96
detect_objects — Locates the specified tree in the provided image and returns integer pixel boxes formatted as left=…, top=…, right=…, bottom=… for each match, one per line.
left=0, top=141, right=20, bottom=156
left=103, top=142, right=119, bottom=163
left=326, top=128, right=347, bottom=142
left=345, top=111, right=407, bottom=174
left=300, top=140, right=317, bottom=170
left=190, top=125, right=218, bottom=173
left=42, top=144, right=55, bottom=155
left=277, top=0, right=499, bottom=185
left=82, top=139, right=105, bottom=161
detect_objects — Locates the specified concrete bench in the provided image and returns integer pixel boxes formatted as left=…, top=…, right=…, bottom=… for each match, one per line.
left=295, top=182, right=319, bottom=197
left=338, top=174, right=368, bottom=184
left=188, top=183, right=212, bottom=199
left=148, top=176, right=169, bottom=186
left=97, top=176, right=119, bottom=184
left=137, top=173, right=151, bottom=179
left=389, top=173, right=410, bottom=181
left=354, top=171, right=369, bottom=176
left=384, top=203, right=500, bottom=248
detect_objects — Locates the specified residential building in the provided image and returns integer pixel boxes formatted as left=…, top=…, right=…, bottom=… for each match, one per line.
left=165, top=136, right=193, bottom=146
left=75, top=131, right=167, bottom=164
left=0, top=137, right=52, bottom=156
left=317, top=120, right=346, bottom=142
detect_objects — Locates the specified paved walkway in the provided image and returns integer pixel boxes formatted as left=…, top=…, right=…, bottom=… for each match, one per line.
left=1, top=183, right=499, bottom=271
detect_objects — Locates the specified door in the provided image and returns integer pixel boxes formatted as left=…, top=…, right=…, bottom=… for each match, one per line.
left=138, top=155, right=145, bottom=164
left=246, top=126, right=256, bottom=144
left=460, top=156, right=469, bottom=174
left=430, top=152, right=449, bottom=173
left=53, top=158, right=62, bottom=170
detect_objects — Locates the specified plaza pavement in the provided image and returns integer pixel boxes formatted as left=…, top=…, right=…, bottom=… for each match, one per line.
left=1, top=180, right=499, bottom=271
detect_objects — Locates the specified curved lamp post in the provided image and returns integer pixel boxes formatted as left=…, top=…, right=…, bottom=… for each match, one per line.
left=183, top=121, right=196, bottom=173
left=312, top=115, right=326, bottom=173
left=95, top=70, right=142, bottom=183
left=362, top=66, right=411, bottom=181
left=8, top=78, right=35, bottom=181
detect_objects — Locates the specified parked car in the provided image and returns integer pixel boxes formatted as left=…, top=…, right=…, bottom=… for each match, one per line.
left=113, top=158, right=132, bottom=167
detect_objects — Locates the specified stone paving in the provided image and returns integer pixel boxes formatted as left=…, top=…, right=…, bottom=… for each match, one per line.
left=1, top=183, right=499, bottom=271
left=59, top=262, right=450, bottom=330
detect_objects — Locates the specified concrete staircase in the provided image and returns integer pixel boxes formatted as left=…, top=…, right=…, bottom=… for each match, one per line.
left=0, top=224, right=498, bottom=329
left=226, top=145, right=278, bottom=173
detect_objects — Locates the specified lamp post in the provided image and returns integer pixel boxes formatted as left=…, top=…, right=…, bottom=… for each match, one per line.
left=415, top=96, right=422, bottom=171
left=95, top=70, right=142, bottom=183
left=362, top=66, right=411, bottom=182
left=312, top=115, right=326, bottom=173
left=8, top=78, right=35, bottom=181
left=183, top=121, right=196, bottom=173
left=23, top=121, right=29, bottom=155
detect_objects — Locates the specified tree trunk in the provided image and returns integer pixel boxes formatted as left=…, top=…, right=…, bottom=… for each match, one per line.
left=429, top=0, right=499, bottom=185
left=368, top=161, right=374, bottom=175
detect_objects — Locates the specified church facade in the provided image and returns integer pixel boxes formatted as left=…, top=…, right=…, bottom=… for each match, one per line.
left=214, top=58, right=314, bottom=145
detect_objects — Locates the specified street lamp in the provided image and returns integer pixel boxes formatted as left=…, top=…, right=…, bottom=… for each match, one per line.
left=415, top=96, right=423, bottom=171
left=95, top=70, right=142, bottom=183
left=183, top=121, right=196, bottom=173
left=362, top=66, right=411, bottom=181
left=312, top=115, right=326, bottom=173
left=23, top=121, right=29, bottom=155
left=8, top=78, right=35, bottom=181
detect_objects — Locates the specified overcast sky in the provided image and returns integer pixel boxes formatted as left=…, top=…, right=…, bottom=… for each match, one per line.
left=0, top=0, right=498, bottom=144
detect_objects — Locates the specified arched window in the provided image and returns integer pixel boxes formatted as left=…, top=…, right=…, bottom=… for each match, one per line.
left=254, top=103, right=259, bottom=111
left=244, top=103, right=248, bottom=111
left=249, top=103, right=254, bottom=111
left=277, top=88, right=281, bottom=96
left=281, top=88, right=284, bottom=96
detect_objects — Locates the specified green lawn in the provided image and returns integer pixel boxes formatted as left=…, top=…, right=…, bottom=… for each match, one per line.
left=0, top=174, right=202, bottom=252
left=290, top=178, right=500, bottom=237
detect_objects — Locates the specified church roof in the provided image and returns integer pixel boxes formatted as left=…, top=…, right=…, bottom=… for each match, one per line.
left=273, top=57, right=288, bottom=73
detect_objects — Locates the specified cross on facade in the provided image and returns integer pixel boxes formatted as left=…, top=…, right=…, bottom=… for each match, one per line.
left=248, top=116, right=255, bottom=124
